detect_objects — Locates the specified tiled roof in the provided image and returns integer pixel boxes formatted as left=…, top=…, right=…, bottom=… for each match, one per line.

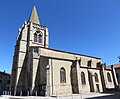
left=106, top=64, right=120, bottom=70
left=113, top=64, right=120, bottom=68
left=106, top=66, right=112, bottom=70
left=0, top=71, right=11, bottom=76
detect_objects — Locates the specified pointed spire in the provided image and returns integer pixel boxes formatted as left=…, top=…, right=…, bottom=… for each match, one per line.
left=29, top=5, right=40, bottom=25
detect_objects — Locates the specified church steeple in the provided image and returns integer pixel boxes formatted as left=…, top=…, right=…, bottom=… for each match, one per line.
left=29, top=5, right=40, bottom=25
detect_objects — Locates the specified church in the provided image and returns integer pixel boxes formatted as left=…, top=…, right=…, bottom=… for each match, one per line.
left=11, top=6, right=119, bottom=96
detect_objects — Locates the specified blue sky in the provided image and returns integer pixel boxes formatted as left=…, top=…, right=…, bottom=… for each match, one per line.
left=0, top=0, right=120, bottom=73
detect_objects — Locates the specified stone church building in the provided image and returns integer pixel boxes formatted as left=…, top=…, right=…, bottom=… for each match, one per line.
left=11, top=6, right=119, bottom=96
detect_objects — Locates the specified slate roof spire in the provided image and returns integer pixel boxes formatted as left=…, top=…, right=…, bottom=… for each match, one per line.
left=29, top=5, right=40, bottom=25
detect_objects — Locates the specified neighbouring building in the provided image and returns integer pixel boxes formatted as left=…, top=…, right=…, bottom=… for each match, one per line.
left=0, top=71, right=11, bottom=94
left=11, top=5, right=118, bottom=96
left=106, top=64, right=120, bottom=89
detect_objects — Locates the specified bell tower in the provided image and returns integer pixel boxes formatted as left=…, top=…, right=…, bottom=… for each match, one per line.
left=28, top=5, right=49, bottom=48
left=11, top=5, right=49, bottom=93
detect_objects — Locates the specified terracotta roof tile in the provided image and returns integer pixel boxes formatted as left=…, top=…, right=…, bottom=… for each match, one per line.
left=106, top=64, right=120, bottom=69
left=113, top=64, right=120, bottom=68
left=106, top=66, right=112, bottom=70
left=0, top=71, right=11, bottom=76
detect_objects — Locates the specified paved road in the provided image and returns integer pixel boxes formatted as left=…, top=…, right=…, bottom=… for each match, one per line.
left=85, top=93, right=120, bottom=99
left=0, top=93, right=120, bottom=99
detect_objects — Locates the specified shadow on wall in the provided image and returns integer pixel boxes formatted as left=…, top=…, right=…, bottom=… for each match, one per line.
left=32, top=56, right=49, bottom=96
left=16, top=54, right=28, bottom=93
left=70, top=60, right=79, bottom=94
left=12, top=48, right=49, bottom=96
left=88, top=70, right=94, bottom=92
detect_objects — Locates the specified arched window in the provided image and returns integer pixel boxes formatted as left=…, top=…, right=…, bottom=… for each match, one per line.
left=94, top=73, right=99, bottom=82
left=107, top=73, right=112, bottom=82
left=38, top=34, right=42, bottom=43
left=60, top=67, right=66, bottom=83
left=81, top=72, right=86, bottom=85
left=34, top=33, right=37, bottom=42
